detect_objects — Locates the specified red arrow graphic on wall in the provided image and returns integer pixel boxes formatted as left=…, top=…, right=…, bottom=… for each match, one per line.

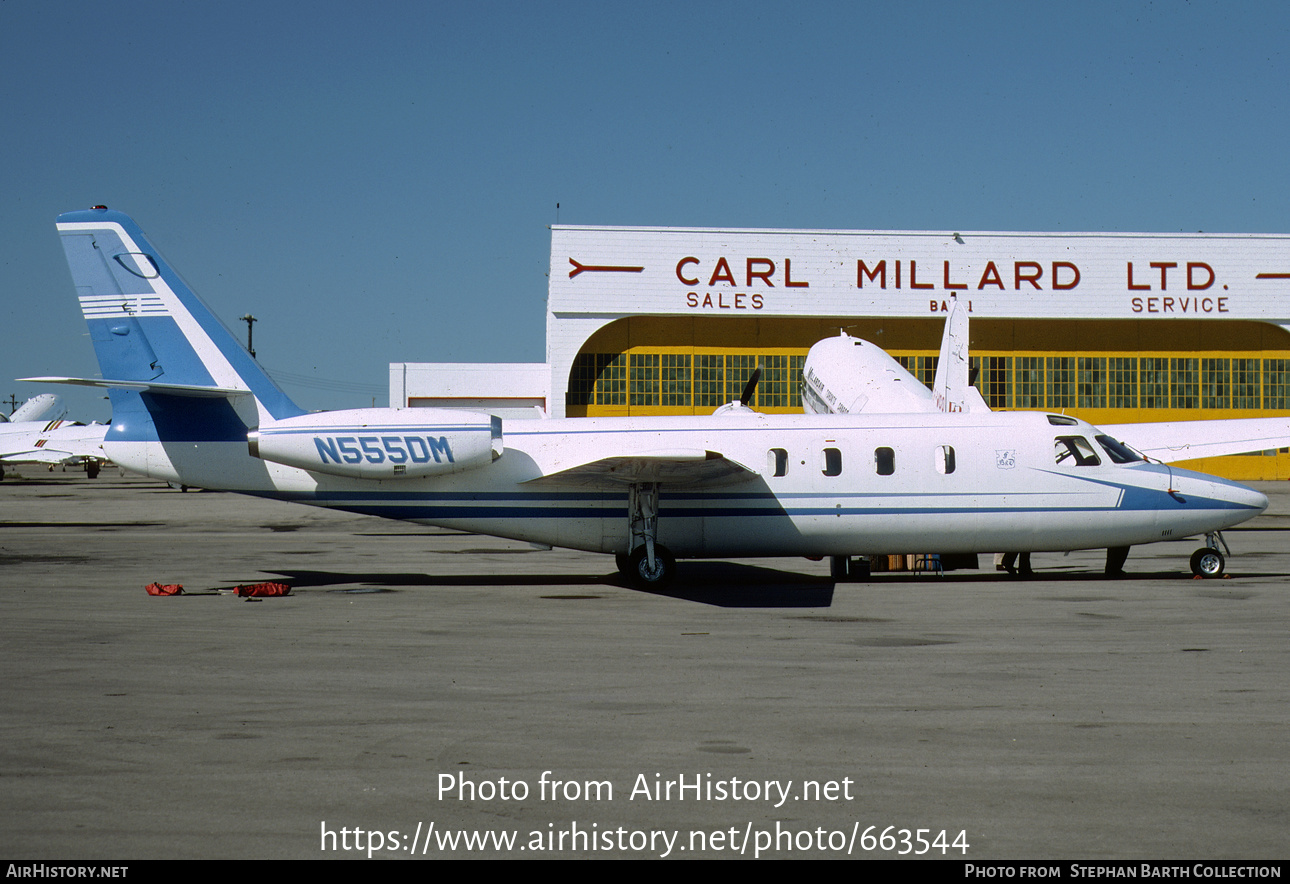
left=569, top=258, right=644, bottom=279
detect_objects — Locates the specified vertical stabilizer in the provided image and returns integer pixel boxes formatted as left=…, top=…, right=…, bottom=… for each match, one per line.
left=931, top=296, right=988, bottom=413
left=55, top=208, right=305, bottom=423
left=52, top=208, right=306, bottom=485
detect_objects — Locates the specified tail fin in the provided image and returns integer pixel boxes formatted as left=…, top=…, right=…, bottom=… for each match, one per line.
left=33, top=208, right=306, bottom=484
left=51, top=207, right=303, bottom=423
left=931, top=296, right=989, bottom=413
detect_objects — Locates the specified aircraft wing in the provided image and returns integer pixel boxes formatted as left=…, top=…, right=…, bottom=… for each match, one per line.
left=1, top=447, right=87, bottom=465
left=525, top=449, right=759, bottom=487
left=1105, top=417, right=1290, bottom=463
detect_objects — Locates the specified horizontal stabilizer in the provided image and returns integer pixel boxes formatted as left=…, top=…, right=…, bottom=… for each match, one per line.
left=1106, top=417, right=1290, bottom=463
left=526, top=449, right=759, bottom=487
left=20, top=376, right=250, bottom=398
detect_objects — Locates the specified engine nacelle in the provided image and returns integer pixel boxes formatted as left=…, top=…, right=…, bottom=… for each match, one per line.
left=248, top=408, right=502, bottom=480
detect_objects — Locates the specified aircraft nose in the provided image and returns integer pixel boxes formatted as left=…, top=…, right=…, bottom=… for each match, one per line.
left=1240, top=484, right=1270, bottom=514
left=1184, top=473, right=1268, bottom=516
left=1211, top=475, right=1269, bottom=514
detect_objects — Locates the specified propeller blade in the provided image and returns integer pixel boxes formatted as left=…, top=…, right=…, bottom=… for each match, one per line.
left=740, top=365, right=764, bottom=406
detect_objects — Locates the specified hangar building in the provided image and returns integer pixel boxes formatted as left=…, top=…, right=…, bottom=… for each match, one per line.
left=391, top=225, right=1290, bottom=479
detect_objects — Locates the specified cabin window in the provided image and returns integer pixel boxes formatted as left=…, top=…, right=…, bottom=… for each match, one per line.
left=875, top=446, right=895, bottom=476
left=769, top=447, right=789, bottom=477
left=935, top=445, right=955, bottom=475
left=1054, top=435, right=1101, bottom=467
left=822, top=447, right=842, bottom=477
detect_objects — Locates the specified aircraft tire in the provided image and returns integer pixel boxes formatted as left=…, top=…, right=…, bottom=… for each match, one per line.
left=1189, top=547, right=1225, bottom=579
left=87, top=461, right=100, bottom=479
left=628, top=545, right=676, bottom=589
left=615, top=553, right=632, bottom=577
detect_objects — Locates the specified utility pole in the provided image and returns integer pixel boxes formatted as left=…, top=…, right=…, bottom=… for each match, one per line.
left=239, top=314, right=257, bottom=358
left=3, top=394, right=18, bottom=415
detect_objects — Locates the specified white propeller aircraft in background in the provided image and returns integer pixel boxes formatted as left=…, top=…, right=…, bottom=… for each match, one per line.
left=0, top=394, right=108, bottom=480
left=5, top=394, right=66, bottom=424
left=23, top=209, right=1273, bottom=586
left=801, top=295, right=989, bottom=417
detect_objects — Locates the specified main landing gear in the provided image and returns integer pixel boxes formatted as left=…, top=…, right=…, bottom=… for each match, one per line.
left=1189, top=532, right=1230, bottom=579
left=618, top=482, right=676, bottom=589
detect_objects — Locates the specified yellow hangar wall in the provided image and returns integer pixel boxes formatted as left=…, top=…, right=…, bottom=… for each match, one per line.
left=563, top=315, right=1290, bottom=480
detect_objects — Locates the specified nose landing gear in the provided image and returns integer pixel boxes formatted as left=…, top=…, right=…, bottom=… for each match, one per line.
left=1189, top=532, right=1230, bottom=579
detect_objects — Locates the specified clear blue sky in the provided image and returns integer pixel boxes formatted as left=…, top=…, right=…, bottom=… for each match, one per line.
left=3, top=0, right=1289, bottom=420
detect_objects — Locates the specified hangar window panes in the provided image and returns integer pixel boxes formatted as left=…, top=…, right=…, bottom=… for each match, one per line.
left=1015, top=357, right=1044, bottom=408
left=660, top=354, right=691, bottom=406
left=1078, top=357, right=1106, bottom=408
left=693, top=354, right=725, bottom=407
left=758, top=355, right=789, bottom=408
left=1140, top=358, right=1169, bottom=408
left=1264, top=359, right=1290, bottom=410
left=1232, top=359, right=1260, bottom=409
left=1171, top=358, right=1199, bottom=409
left=914, top=355, right=938, bottom=389
left=986, top=356, right=1013, bottom=409
left=629, top=353, right=659, bottom=406
left=569, top=353, right=627, bottom=407
left=896, top=355, right=939, bottom=389
left=598, top=353, right=628, bottom=405
left=569, top=346, right=1286, bottom=417
left=567, top=354, right=597, bottom=407
left=1201, top=358, right=1231, bottom=409
left=1108, top=357, right=1137, bottom=408
left=1047, top=357, right=1076, bottom=409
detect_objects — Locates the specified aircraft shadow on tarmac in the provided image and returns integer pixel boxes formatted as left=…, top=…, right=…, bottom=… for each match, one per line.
left=249, top=558, right=1276, bottom=609
left=262, top=562, right=837, bottom=608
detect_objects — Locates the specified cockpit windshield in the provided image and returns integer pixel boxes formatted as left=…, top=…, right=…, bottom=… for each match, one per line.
left=1095, top=434, right=1147, bottom=464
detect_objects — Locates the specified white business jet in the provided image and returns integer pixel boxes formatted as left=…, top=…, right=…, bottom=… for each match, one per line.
left=26, top=209, right=1268, bottom=587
